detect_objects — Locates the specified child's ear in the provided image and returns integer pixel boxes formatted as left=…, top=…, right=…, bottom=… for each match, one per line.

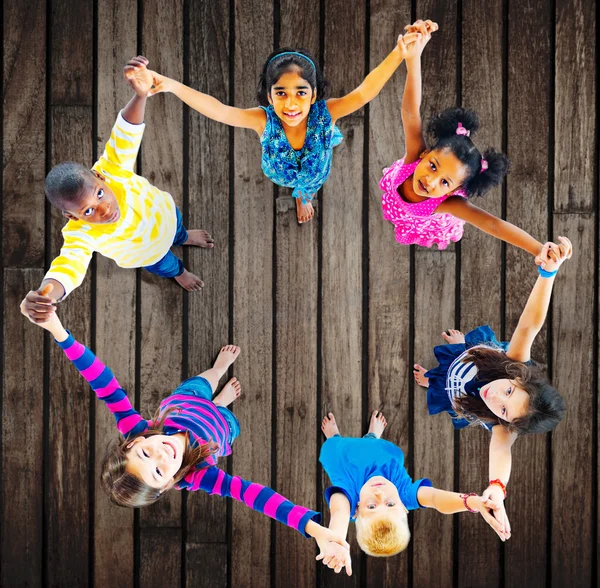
left=311, top=90, right=317, bottom=104
left=418, top=149, right=430, bottom=159
left=126, top=437, right=143, bottom=450
left=267, top=91, right=273, bottom=105
left=62, top=211, right=79, bottom=222
left=92, top=170, right=106, bottom=182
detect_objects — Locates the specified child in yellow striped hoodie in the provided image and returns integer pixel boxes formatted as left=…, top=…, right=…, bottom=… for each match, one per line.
left=21, top=56, right=212, bottom=323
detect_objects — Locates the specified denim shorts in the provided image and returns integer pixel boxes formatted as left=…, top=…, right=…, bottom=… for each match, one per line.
left=173, top=376, right=240, bottom=445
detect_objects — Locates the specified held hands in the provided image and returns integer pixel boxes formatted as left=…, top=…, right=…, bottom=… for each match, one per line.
left=480, top=485, right=512, bottom=541
left=534, top=236, right=572, bottom=273
left=124, top=56, right=154, bottom=97
left=313, top=527, right=352, bottom=576
left=400, top=19, right=438, bottom=61
left=20, top=283, right=57, bottom=324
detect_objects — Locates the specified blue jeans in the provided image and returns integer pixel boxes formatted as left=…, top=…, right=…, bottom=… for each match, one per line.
left=143, top=207, right=188, bottom=278
left=173, top=376, right=241, bottom=445
left=333, top=433, right=378, bottom=439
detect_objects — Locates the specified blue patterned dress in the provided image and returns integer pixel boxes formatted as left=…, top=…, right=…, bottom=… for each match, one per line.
left=259, top=100, right=343, bottom=203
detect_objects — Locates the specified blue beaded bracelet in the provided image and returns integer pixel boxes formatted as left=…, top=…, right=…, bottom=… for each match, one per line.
left=537, top=265, right=558, bottom=278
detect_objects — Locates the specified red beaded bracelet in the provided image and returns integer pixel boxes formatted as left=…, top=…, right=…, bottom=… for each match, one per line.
left=460, top=493, right=478, bottom=513
left=489, top=479, right=507, bottom=498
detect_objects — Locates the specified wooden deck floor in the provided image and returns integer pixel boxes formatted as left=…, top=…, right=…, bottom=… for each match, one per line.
left=1, top=0, right=598, bottom=586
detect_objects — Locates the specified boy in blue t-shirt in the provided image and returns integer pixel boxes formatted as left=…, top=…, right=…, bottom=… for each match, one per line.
left=318, top=411, right=506, bottom=573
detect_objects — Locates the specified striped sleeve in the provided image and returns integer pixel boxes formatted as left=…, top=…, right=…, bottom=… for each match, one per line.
left=44, top=228, right=95, bottom=298
left=97, top=110, right=145, bottom=172
left=178, top=467, right=321, bottom=537
left=55, top=332, right=147, bottom=438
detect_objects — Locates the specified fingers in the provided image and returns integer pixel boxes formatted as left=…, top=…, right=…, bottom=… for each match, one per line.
left=124, top=55, right=149, bottom=74
left=479, top=507, right=507, bottom=541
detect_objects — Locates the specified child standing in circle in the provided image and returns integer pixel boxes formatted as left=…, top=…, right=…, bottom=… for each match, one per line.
left=413, top=237, right=571, bottom=534
left=380, top=20, right=545, bottom=257
left=317, top=410, right=507, bottom=573
left=145, top=21, right=437, bottom=224
left=26, top=307, right=352, bottom=559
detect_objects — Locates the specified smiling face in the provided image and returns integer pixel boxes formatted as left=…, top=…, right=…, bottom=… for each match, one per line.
left=479, top=378, right=530, bottom=422
left=356, top=476, right=408, bottom=518
left=62, top=172, right=121, bottom=224
left=268, top=68, right=316, bottom=127
left=125, top=434, right=187, bottom=490
left=412, top=148, right=470, bottom=198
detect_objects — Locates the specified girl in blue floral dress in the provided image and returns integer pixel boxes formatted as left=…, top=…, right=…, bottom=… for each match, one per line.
left=144, top=21, right=436, bottom=224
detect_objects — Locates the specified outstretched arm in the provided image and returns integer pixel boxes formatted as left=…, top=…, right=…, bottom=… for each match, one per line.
left=417, top=485, right=509, bottom=540
left=326, top=22, right=436, bottom=123
left=506, top=236, right=572, bottom=362
left=437, top=197, right=544, bottom=258
left=147, top=71, right=266, bottom=133
left=315, top=492, right=353, bottom=575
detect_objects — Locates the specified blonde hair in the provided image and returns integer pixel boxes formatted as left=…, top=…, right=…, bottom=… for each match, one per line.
left=355, top=512, right=410, bottom=557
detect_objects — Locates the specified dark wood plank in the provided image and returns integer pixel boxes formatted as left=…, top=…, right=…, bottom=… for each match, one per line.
left=1, top=269, right=44, bottom=586
left=412, top=1, right=458, bottom=585
left=504, top=1, right=551, bottom=585
left=554, top=0, right=595, bottom=214
left=94, top=1, right=138, bottom=585
left=47, top=1, right=94, bottom=581
left=139, top=528, right=181, bottom=588
left=2, top=0, right=46, bottom=267
left=274, top=6, right=320, bottom=588
left=321, top=0, right=366, bottom=585
left=186, top=0, right=230, bottom=585
left=138, top=1, right=185, bottom=585
left=366, top=0, right=412, bottom=586
left=549, top=226, right=594, bottom=580
left=231, top=0, right=274, bottom=585
left=458, top=0, right=504, bottom=584
left=413, top=252, right=455, bottom=588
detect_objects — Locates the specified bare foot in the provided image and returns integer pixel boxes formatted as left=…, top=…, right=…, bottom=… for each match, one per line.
left=183, top=229, right=215, bottom=248
left=367, top=410, right=387, bottom=438
left=213, top=377, right=241, bottom=407
left=296, top=199, right=315, bottom=224
left=321, top=413, right=340, bottom=438
left=413, top=364, right=429, bottom=388
left=442, top=329, right=465, bottom=344
left=174, top=269, right=204, bottom=291
left=213, top=344, right=241, bottom=377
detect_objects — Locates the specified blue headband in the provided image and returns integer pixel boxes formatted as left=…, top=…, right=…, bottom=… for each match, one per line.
left=268, top=51, right=316, bottom=71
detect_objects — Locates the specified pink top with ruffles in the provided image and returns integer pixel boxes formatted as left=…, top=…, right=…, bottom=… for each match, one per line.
left=380, top=158, right=467, bottom=249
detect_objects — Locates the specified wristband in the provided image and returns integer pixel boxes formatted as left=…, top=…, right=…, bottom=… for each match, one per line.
left=460, top=493, right=478, bottom=513
left=489, top=479, right=507, bottom=498
left=537, top=265, right=558, bottom=278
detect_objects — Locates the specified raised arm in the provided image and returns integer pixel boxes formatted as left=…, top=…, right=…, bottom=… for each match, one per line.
left=436, top=197, right=544, bottom=258
left=326, top=21, right=436, bottom=124
left=147, top=71, right=266, bottom=133
left=506, top=236, right=572, bottom=362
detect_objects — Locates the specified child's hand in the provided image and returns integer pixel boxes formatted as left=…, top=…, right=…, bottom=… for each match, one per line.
left=316, top=541, right=352, bottom=576
left=480, top=486, right=512, bottom=541
left=401, top=19, right=438, bottom=60
left=146, top=71, right=176, bottom=96
left=535, top=236, right=572, bottom=272
left=124, top=56, right=153, bottom=97
left=20, top=283, right=57, bottom=324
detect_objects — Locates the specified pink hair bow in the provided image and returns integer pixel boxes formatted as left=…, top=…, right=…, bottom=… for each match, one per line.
left=480, top=157, right=488, bottom=172
left=456, top=122, right=470, bottom=137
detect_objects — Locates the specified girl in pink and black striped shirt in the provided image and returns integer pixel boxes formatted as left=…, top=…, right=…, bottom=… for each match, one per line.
left=30, top=301, right=351, bottom=559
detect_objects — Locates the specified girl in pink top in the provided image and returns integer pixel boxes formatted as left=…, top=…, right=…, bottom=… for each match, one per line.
left=380, top=21, right=544, bottom=257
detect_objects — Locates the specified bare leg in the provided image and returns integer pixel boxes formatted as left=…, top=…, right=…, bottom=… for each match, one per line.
left=296, top=199, right=315, bottom=224
left=213, top=377, right=242, bottom=407
left=197, top=345, right=241, bottom=392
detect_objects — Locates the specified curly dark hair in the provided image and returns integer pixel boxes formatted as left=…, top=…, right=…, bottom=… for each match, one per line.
left=44, top=161, right=94, bottom=210
left=426, top=107, right=510, bottom=198
left=452, top=346, right=566, bottom=435
left=257, top=47, right=330, bottom=106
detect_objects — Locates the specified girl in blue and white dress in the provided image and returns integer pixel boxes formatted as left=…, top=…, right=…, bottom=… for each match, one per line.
left=413, top=237, right=572, bottom=540
left=144, top=21, right=437, bottom=224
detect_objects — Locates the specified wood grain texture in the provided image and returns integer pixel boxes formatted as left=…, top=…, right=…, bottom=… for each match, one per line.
left=94, top=1, right=138, bottom=585
left=366, top=0, right=412, bottom=585
left=1, top=269, right=44, bottom=586
left=321, top=0, right=366, bottom=585
left=458, top=0, right=504, bottom=583
left=231, top=0, right=274, bottom=585
left=554, top=0, right=596, bottom=213
left=504, top=0, right=551, bottom=585
left=3, top=0, right=46, bottom=267
left=139, top=528, right=182, bottom=588
left=186, top=1, right=230, bottom=586
left=275, top=6, right=320, bottom=587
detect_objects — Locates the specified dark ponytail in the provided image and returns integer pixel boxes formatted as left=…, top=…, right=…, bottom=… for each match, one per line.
left=427, top=107, right=510, bottom=198
left=257, top=47, right=330, bottom=106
